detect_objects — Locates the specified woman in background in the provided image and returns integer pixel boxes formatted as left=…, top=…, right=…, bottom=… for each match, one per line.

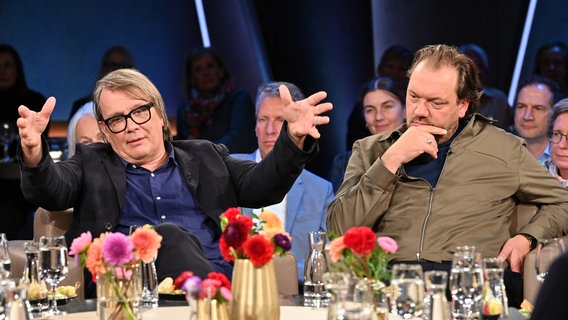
left=544, top=98, right=568, bottom=186
left=176, top=47, right=256, bottom=153
left=329, top=76, right=406, bottom=191
left=67, top=102, right=104, bottom=157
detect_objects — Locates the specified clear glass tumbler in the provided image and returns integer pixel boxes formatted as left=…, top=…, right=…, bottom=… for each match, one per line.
left=390, top=263, right=425, bottom=319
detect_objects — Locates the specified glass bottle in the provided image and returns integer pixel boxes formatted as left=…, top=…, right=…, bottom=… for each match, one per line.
left=303, top=231, right=329, bottom=307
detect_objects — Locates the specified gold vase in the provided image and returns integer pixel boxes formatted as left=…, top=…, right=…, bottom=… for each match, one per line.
left=196, top=298, right=230, bottom=320
left=230, top=259, right=279, bottom=320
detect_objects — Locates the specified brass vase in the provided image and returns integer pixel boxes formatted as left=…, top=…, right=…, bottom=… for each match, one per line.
left=196, top=298, right=230, bottom=320
left=230, top=259, right=279, bottom=320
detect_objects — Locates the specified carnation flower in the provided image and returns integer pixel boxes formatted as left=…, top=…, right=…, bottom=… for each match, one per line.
left=101, top=233, right=135, bottom=266
left=244, top=234, right=274, bottom=267
left=223, top=219, right=251, bottom=249
left=219, top=236, right=234, bottom=262
left=274, top=233, right=292, bottom=252
left=329, top=236, right=347, bottom=262
left=343, top=226, right=376, bottom=255
left=377, top=236, right=398, bottom=253
left=259, top=211, right=283, bottom=230
left=174, top=271, right=195, bottom=290
left=222, top=207, right=241, bottom=222
left=207, top=272, right=231, bottom=291
left=130, top=226, right=162, bottom=263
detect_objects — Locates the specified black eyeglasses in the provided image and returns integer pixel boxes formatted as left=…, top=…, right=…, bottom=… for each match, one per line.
left=102, top=103, right=154, bottom=133
left=549, top=131, right=568, bottom=144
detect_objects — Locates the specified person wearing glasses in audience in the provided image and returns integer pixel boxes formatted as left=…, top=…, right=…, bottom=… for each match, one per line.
left=17, top=69, right=332, bottom=298
left=544, top=98, right=568, bottom=186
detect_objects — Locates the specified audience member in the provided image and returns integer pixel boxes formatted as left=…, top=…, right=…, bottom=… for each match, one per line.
left=459, top=43, right=513, bottom=130
left=17, top=68, right=331, bottom=297
left=327, top=44, right=568, bottom=307
left=329, top=76, right=405, bottom=191
left=346, top=45, right=413, bottom=149
left=66, top=102, right=104, bottom=157
left=544, top=98, right=568, bottom=186
left=231, top=81, right=334, bottom=282
left=512, top=75, right=564, bottom=165
left=0, top=44, right=47, bottom=240
left=176, top=47, right=256, bottom=153
left=69, top=45, right=135, bottom=120
left=533, top=41, right=568, bottom=97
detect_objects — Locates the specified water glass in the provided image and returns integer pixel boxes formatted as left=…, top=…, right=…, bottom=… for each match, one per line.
left=390, top=263, right=425, bottom=319
left=450, top=246, right=483, bottom=320
left=22, top=241, right=48, bottom=313
left=481, top=258, right=508, bottom=320
left=334, top=278, right=374, bottom=320
left=304, top=231, right=329, bottom=307
left=535, top=237, right=565, bottom=282
left=424, top=270, right=450, bottom=320
left=38, top=236, right=69, bottom=316
left=0, top=234, right=11, bottom=278
left=323, top=272, right=351, bottom=320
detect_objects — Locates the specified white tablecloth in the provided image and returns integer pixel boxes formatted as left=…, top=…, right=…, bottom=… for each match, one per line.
left=43, top=305, right=328, bottom=320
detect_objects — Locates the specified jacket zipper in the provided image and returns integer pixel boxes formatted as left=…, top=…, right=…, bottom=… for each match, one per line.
left=417, top=190, right=435, bottom=261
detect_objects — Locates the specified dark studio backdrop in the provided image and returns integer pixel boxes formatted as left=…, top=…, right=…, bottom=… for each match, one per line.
left=0, top=0, right=566, bottom=181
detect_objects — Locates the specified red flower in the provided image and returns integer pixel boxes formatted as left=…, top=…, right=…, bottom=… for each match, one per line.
left=222, top=207, right=241, bottom=222
left=174, top=271, right=194, bottom=290
left=223, top=219, right=251, bottom=249
left=219, top=236, right=234, bottom=262
left=244, top=234, right=274, bottom=267
left=207, top=272, right=231, bottom=291
left=343, top=226, right=376, bottom=256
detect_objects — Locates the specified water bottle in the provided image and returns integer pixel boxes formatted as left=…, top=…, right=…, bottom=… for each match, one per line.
left=303, top=231, right=329, bottom=307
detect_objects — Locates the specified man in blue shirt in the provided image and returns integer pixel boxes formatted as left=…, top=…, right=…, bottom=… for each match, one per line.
left=17, top=69, right=332, bottom=297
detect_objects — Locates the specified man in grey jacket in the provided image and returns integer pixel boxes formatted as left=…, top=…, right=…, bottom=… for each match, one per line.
left=327, top=44, right=568, bottom=305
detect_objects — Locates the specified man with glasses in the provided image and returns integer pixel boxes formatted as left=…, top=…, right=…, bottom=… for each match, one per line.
left=17, top=69, right=332, bottom=297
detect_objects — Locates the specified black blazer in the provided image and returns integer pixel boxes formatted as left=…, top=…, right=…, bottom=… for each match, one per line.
left=20, top=126, right=316, bottom=245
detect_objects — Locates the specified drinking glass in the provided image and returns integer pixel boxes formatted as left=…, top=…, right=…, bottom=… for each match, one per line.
left=304, top=231, right=329, bottom=307
left=129, top=225, right=158, bottom=309
left=424, top=270, right=451, bottom=320
left=390, top=263, right=425, bottom=319
left=481, top=257, right=508, bottom=320
left=0, top=233, right=11, bottom=278
left=334, top=277, right=374, bottom=320
left=22, top=241, right=48, bottom=313
left=450, top=246, right=484, bottom=320
left=322, top=272, right=351, bottom=320
left=535, top=237, right=565, bottom=283
left=38, top=236, right=69, bottom=315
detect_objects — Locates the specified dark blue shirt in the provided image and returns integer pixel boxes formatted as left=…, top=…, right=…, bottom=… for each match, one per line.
left=404, top=120, right=466, bottom=188
left=117, top=143, right=227, bottom=273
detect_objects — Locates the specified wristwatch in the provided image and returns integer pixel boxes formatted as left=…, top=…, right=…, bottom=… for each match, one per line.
left=518, top=233, right=537, bottom=251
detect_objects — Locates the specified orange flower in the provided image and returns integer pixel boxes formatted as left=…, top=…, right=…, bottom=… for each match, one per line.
left=86, top=237, right=105, bottom=275
left=329, top=236, right=347, bottom=262
left=259, top=210, right=283, bottom=230
left=131, top=226, right=162, bottom=263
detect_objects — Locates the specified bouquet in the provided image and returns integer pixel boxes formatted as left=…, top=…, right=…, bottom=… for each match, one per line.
left=329, top=226, right=398, bottom=281
left=174, top=271, right=232, bottom=303
left=219, top=207, right=291, bottom=267
left=69, top=225, right=162, bottom=320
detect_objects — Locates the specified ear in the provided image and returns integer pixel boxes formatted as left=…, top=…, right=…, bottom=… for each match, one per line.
left=97, top=121, right=109, bottom=143
left=458, top=99, right=469, bottom=118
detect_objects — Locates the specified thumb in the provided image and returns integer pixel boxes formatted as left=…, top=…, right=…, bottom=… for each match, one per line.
left=40, top=96, right=56, bottom=119
left=278, top=85, right=292, bottom=107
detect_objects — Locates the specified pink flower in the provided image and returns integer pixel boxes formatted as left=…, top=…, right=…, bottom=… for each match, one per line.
left=199, top=279, right=222, bottom=299
left=220, top=287, right=232, bottom=301
left=329, top=236, right=347, bottom=262
left=114, top=267, right=133, bottom=280
left=182, top=276, right=202, bottom=295
left=69, top=231, right=92, bottom=256
left=377, top=236, right=398, bottom=253
left=101, top=233, right=134, bottom=266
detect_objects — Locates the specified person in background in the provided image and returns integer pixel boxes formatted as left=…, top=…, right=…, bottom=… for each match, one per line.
left=533, top=41, right=568, bottom=97
left=0, top=44, right=46, bottom=240
left=327, top=44, right=568, bottom=307
left=66, top=102, right=104, bottom=157
left=329, top=76, right=405, bottom=191
left=69, top=45, right=135, bottom=120
left=17, top=68, right=331, bottom=297
left=544, top=98, right=568, bottom=186
left=346, top=46, right=413, bottom=149
left=176, top=47, right=256, bottom=153
left=459, top=43, right=513, bottom=130
left=512, top=75, right=564, bottom=165
left=231, top=81, right=334, bottom=283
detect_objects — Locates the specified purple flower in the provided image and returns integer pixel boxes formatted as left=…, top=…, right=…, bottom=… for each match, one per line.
left=182, top=276, right=202, bottom=295
left=101, top=233, right=134, bottom=266
left=274, top=234, right=291, bottom=251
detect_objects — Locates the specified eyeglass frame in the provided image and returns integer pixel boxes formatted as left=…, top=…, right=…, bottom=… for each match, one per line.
left=548, top=130, right=568, bottom=144
left=101, top=102, right=154, bottom=133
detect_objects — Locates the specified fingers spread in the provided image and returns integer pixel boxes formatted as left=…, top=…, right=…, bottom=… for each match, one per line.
left=306, top=91, right=327, bottom=106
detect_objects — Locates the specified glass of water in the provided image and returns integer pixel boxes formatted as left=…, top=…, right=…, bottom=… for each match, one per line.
left=0, top=233, right=11, bottom=278
left=390, top=263, right=425, bottom=319
left=38, top=236, right=69, bottom=316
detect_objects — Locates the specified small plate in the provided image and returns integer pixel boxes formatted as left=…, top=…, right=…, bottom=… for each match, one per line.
left=158, top=293, right=186, bottom=301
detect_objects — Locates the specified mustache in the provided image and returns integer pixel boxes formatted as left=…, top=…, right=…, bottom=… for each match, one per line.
left=408, top=117, right=434, bottom=126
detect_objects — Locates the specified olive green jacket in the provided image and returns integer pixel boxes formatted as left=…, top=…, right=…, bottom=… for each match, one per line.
left=327, top=114, right=568, bottom=262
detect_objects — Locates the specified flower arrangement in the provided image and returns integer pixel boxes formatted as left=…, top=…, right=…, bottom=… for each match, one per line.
left=329, top=226, right=398, bottom=281
left=219, top=207, right=291, bottom=267
left=69, top=225, right=162, bottom=320
left=174, top=271, right=232, bottom=303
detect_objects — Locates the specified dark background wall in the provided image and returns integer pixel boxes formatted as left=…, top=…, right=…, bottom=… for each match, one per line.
left=0, top=0, right=565, bottom=179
